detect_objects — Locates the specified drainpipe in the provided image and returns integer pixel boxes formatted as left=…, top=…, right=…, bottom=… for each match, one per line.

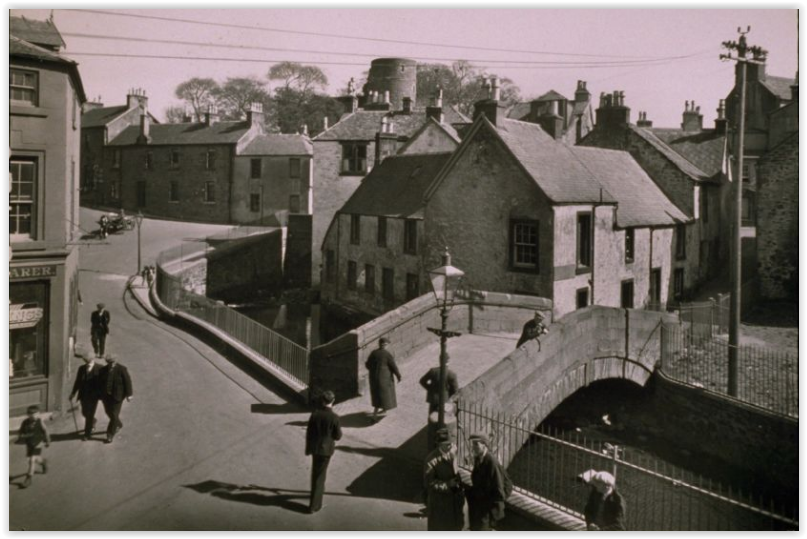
left=590, top=188, right=605, bottom=305
left=228, top=146, right=234, bottom=224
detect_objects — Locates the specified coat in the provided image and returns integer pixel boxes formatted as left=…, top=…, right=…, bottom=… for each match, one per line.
left=365, top=348, right=401, bottom=410
left=584, top=488, right=626, bottom=530
left=516, top=318, right=546, bottom=348
left=70, top=362, right=102, bottom=402
left=467, top=451, right=507, bottom=524
left=419, top=367, right=459, bottom=409
left=99, top=362, right=133, bottom=403
left=91, top=309, right=111, bottom=335
left=305, top=407, right=342, bottom=457
left=424, top=446, right=465, bottom=531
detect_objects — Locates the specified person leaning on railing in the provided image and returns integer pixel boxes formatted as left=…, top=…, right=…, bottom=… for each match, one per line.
left=580, top=470, right=626, bottom=531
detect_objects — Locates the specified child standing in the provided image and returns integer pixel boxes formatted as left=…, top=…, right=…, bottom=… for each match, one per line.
left=17, top=405, right=51, bottom=488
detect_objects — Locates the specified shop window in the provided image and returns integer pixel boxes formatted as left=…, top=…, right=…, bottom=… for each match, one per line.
left=10, top=281, right=49, bottom=380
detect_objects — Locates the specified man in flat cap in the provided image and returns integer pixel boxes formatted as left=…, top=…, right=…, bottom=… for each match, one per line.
left=305, top=390, right=342, bottom=514
left=99, top=354, right=133, bottom=444
left=423, top=428, right=465, bottom=531
left=90, top=303, right=111, bottom=357
left=465, top=433, right=509, bottom=530
left=516, top=311, right=548, bottom=349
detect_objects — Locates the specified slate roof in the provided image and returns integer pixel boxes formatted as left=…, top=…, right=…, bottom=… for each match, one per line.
left=10, top=16, right=65, bottom=50
left=340, top=153, right=452, bottom=219
left=109, top=121, right=250, bottom=146
left=81, top=105, right=130, bottom=128
left=629, top=125, right=711, bottom=182
left=650, top=128, right=726, bottom=179
left=314, top=106, right=469, bottom=141
left=396, top=117, right=462, bottom=155
left=536, top=90, right=568, bottom=102
left=241, top=134, right=313, bottom=155
left=10, top=36, right=86, bottom=103
left=760, top=75, right=796, bottom=101
left=506, top=102, right=532, bottom=120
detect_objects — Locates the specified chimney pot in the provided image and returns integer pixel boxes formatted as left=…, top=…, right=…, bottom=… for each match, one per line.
left=323, top=116, right=329, bottom=130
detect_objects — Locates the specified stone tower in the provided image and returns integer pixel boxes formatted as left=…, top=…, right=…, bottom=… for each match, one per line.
left=363, top=58, right=418, bottom=111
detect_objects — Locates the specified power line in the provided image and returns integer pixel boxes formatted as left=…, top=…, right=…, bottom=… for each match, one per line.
left=61, top=31, right=710, bottom=67
left=63, top=51, right=709, bottom=71
left=62, top=9, right=674, bottom=61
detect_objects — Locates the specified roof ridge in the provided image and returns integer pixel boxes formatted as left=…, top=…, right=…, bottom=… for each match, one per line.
left=312, top=111, right=356, bottom=140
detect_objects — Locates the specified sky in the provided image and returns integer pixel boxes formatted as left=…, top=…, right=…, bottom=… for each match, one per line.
left=10, top=6, right=799, bottom=128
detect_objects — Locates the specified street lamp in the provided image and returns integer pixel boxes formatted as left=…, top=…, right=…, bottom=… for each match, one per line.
left=134, top=210, right=144, bottom=278
left=427, top=247, right=465, bottom=431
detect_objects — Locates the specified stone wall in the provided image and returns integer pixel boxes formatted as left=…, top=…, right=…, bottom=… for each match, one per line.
left=206, top=230, right=283, bottom=302
left=285, top=214, right=313, bottom=289
left=231, top=154, right=312, bottom=225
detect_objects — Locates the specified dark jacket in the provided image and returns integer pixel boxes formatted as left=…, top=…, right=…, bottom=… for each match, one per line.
left=516, top=318, right=546, bottom=348
left=100, top=362, right=133, bottom=402
left=70, top=362, right=102, bottom=401
left=468, top=450, right=508, bottom=521
left=305, top=407, right=342, bottom=457
left=419, top=366, right=459, bottom=407
left=91, top=309, right=111, bottom=335
left=365, top=348, right=401, bottom=410
left=584, top=488, right=626, bottom=531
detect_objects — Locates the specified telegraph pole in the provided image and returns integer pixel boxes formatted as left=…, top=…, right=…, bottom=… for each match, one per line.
left=720, top=27, right=767, bottom=397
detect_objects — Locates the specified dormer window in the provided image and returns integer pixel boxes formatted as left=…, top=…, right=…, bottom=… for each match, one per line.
left=341, top=143, right=367, bottom=175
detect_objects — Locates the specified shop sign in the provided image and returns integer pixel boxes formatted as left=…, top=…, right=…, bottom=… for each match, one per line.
left=10, top=264, right=57, bottom=280
left=10, top=304, right=44, bottom=329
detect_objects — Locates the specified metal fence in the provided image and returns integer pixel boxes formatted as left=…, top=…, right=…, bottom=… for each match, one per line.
left=661, top=324, right=798, bottom=418
left=155, top=246, right=309, bottom=387
left=456, top=401, right=798, bottom=531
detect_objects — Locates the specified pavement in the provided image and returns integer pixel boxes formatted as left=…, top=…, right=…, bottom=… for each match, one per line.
left=9, top=208, right=536, bottom=531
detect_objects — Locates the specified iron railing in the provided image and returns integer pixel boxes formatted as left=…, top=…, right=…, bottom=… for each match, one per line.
left=456, top=401, right=798, bottom=531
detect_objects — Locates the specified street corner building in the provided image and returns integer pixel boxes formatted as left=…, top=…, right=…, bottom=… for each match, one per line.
left=10, top=15, right=87, bottom=417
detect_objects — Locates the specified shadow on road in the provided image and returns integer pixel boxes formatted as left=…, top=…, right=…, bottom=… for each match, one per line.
left=183, top=480, right=310, bottom=513
left=250, top=402, right=305, bottom=415
left=338, top=411, right=377, bottom=429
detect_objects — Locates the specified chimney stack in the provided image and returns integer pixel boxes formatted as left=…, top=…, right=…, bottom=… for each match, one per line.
left=375, top=115, right=398, bottom=163
left=595, top=90, right=630, bottom=129
left=137, top=113, right=151, bottom=144
left=126, top=88, right=148, bottom=110
left=204, top=104, right=219, bottom=126
left=246, top=102, right=264, bottom=131
left=574, top=80, right=591, bottom=105
left=539, top=100, right=564, bottom=140
left=681, top=100, right=703, bottom=132
left=714, top=100, right=728, bottom=135
left=337, top=94, right=359, bottom=114
left=323, top=116, right=329, bottom=131
left=474, top=78, right=507, bottom=127
left=426, top=88, right=444, bottom=123
left=636, top=111, right=653, bottom=128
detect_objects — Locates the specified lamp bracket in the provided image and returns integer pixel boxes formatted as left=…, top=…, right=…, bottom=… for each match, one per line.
left=427, top=328, right=462, bottom=339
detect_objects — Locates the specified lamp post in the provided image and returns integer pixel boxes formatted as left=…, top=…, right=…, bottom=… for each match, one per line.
left=427, top=247, right=465, bottom=431
left=135, top=211, right=144, bottom=278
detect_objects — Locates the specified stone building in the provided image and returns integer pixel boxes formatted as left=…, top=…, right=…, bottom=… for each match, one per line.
left=507, top=80, right=595, bottom=145
left=10, top=16, right=86, bottom=417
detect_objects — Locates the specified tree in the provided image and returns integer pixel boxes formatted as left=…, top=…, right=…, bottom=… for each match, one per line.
left=163, top=105, right=188, bottom=124
left=268, top=62, right=328, bottom=97
left=174, top=78, right=218, bottom=122
left=416, top=61, right=521, bottom=117
left=214, top=76, right=271, bottom=121
left=267, top=62, right=339, bottom=136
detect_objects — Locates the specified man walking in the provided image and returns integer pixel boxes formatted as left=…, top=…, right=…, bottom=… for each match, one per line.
left=419, top=355, right=459, bottom=415
left=90, top=303, right=111, bottom=357
left=69, top=350, right=102, bottom=441
left=365, top=337, right=401, bottom=421
left=99, top=354, right=133, bottom=444
left=305, top=390, right=342, bottom=514
left=465, top=433, right=509, bottom=530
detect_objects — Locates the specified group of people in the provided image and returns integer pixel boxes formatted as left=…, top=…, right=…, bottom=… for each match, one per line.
left=15, top=303, right=134, bottom=489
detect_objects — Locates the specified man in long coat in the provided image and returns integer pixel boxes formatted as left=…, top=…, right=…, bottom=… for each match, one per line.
left=466, top=433, right=508, bottom=530
left=99, top=354, right=133, bottom=444
left=423, top=428, right=465, bottom=530
left=365, top=337, right=401, bottom=421
left=91, top=303, right=111, bottom=357
left=305, top=390, right=342, bottom=514
left=69, top=350, right=102, bottom=440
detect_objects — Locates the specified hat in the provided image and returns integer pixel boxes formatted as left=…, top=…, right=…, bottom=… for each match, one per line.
left=321, top=390, right=336, bottom=405
left=379, top=337, right=390, bottom=345
left=97, top=303, right=105, bottom=309
left=534, top=311, right=545, bottom=319
left=435, top=428, right=451, bottom=444
left=26, top=405, right=40, bottom=414
left=580, top=470, right=615, bottom=488
left=469, top=433, right=490, bottom=446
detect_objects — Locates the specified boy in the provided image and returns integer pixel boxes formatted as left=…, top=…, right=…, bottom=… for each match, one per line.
left=17, top=405, right=51, bottom=488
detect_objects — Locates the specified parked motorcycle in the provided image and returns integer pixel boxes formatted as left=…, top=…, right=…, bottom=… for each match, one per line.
left=98, top=211, right=134, bottom=237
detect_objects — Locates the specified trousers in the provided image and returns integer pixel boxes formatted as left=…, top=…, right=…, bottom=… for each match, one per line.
left=80, top=397, right=99, bottom=437
left=309, top=455, right=331, bottom=512
left=91, top=330, right=108, bottom=356
left=102, top=398, right=124, bottom=439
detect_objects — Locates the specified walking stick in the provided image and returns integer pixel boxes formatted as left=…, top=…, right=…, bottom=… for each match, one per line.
left=70, top=400, right=80, bottom=436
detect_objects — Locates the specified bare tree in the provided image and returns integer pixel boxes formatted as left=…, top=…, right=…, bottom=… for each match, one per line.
left=163, top=105, right=187, bottom=124
left=174, top=78, right=218, bottom=122
left=268, top=62, right=328, bottom=97
left=214, top=77, right=270, bottom=120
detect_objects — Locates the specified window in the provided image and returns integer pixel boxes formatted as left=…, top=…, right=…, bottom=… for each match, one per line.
left=289, top=195, right=300, bottom=213
left=350, top=215, right=361, bottom=245
left=624, top=228, right=634, bottom=263
left=347, top=261, right=358, bottom=291
left=673, top=268, right=685, bottom=300
left=325, top=250, right=335, bottom=284
left=112, top=149, right=121, bottom=169
left=382, top=267, right=394, bottom=302
left=621, top=280, right=635, bottom=309
left=289, top=158, right=301, bottom=178
left=137, top=181, right=147, bottom=207
left=10, top=158, right=37, bottom=241
left=250, top=193, right=261, bottom=212
left=510, top=220, right=539, bottom=270
left=377, top=216, right=387, bottom=247
left=145, top=151, right=153, bottom=171
left=110, top=180, right=121, bottom=201
left=404, top=219, right=418, bottom=255
left=675, top=224, right=686, bottom=260
left=250, top=158, right=262, bottom=179
left=576, top=288, right=589, bottom=310
left=649, top=268, right=662, bottom=306
left=10, top=282, right=48, bottom=382
left=170, top=149, right=181, bottom=169
left=341, top=143, right=368, bottom=175
left=290, top=179, right=301, bottom=194
left=365, top=264, right=375, bottom=295
left=742, top=192, right=756, bottom=226
left=206, top=149, right=217, bottom=170
left=577, top=213, right=592, bottom=270
left=204, top=181, right=216, bottom=203
left=406, top=273, right=420, bottom=301
left=169, top=181, right=179, bottom=202
left=10, top=69, right=37, bottom=106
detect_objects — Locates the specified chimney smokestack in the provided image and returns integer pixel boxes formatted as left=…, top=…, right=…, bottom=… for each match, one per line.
left=681, top=100, right=703, bottom=132
left=137, top=113, right=151, bottom=144
left=426, top=88, right=444, bottom=123
left=246, top=102, right=264, bottom=131
left=491, top=76, right=501, bottom=101
left=205, top=104, right=219, bottom=126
